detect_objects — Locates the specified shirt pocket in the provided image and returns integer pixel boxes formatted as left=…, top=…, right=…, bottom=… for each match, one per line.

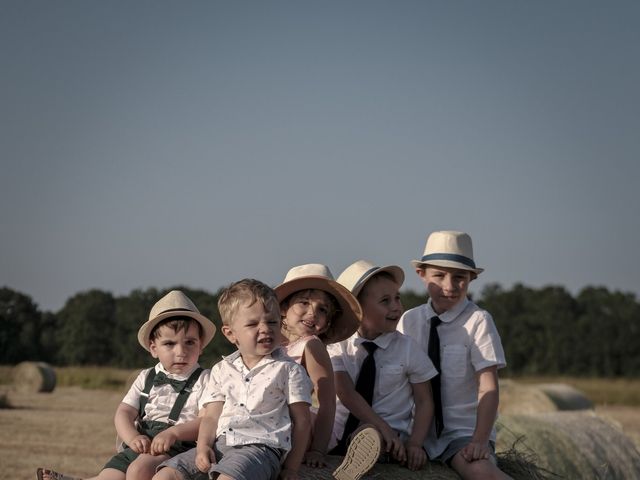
left=378, top=364, right=406, bottom=396
left=442, top=344, right=469, bottom=378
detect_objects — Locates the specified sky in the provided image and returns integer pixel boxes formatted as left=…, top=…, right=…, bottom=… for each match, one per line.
left=1, top=1, right=639, bottom=313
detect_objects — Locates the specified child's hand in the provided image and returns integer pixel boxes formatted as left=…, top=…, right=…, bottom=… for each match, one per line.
left=128, top=434, right=151, bottom=454
left=404, top=441, right=427, bottom=471
left=195, top=446, right=216, bottom=473
left=380, top=425, right=405, bottom=462
left=279, top=468, right=299, bottom=480
left=460, top=440, right=491, bottom=462
left=150, top=429, right=178, bottom=455
left=303, top=450, right=326, bottom=468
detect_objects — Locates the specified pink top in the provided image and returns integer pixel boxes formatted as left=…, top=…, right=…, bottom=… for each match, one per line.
left=284, top=335, right=320, bottom=365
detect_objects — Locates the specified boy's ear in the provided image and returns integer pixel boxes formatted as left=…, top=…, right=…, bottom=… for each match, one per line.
left=221, top=325, right=236, bottom=344
left=148, top=340, right=159, bottom=359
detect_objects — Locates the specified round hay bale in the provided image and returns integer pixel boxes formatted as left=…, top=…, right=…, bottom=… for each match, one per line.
left=13, top=361, right=56, bottom=393
left=497, top=411, right=640, bottom=479
left=499, top=379, right=558, bottom=415
left=536, top=383, right=593, bottom=410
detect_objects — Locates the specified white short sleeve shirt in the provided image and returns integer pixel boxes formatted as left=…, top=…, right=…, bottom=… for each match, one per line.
left=121, top=363, right=210, bottom=425
left=328, top=330, right=438, bottom=443
left=398, top=298, right=506, bottom=458
left=203, top=348, right=312, bottom=453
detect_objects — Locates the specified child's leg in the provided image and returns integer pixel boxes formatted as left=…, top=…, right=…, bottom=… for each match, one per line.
left=36, top=468, right=124, bottom=480
left=125, top=453, right=170, bottom=480
left=152, top=467, right=184, bottom=480
left=450, top=453, right=513, bottom=480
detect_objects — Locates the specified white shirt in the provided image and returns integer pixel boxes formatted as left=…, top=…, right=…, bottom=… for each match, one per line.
left=328, top=330, right=437, bottom=442
left=398, top=298, right=506, bottom=458
left=122, top=363, right=210, bottom=425
left=203, top=348, right=312, bottom=453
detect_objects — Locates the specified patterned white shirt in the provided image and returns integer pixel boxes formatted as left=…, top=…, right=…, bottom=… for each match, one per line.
left=328, top=330, right=437, bottom=443
left=398, top=298, right=506, bottom=458
left=122, top=363, right=210, bottom=424
left=204, top=348, right=312, bottom=452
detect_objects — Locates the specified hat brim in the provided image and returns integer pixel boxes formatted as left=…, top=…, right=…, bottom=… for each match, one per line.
left=274, top=276, right=362, bottom=345
left=137, top=310, right=216, bottom=351
left=410, top=259, right=484, bottom=277
left=350, top=265, right=405, bottom=298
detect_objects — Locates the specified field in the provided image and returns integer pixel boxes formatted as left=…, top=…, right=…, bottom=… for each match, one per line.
left=1, top=367, right=640, bottom=480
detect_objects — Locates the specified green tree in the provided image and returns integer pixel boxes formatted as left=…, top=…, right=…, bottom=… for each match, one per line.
left=0, top=288, right=44, bottom=363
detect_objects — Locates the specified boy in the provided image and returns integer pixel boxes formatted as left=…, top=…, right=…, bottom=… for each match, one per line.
left=154, top=279, right=312, bottom=480
left=398, top=231, right=511, bottom=480
left=37, top=290, right=216, bottom=480
left=329, top=260, right=437, bottom=480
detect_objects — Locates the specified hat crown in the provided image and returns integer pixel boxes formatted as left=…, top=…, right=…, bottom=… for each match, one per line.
left=282, top=263, right=335, bottom=283
left=336, top=259, right=377, bottom=293
left=148, top=290, right=200, bottom=322
left=424, top=230, right=474, bottom=259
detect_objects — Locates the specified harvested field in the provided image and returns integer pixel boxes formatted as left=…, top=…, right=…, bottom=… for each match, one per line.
left=2, top=385, right=639, bottom=480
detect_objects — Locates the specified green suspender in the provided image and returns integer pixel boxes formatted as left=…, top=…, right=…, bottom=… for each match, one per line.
left=138, top=367, right=204, bottom=423
left=167, top=367, right=203, bottom=425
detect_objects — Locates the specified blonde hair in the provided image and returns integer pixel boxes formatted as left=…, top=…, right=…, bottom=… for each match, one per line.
left=217, top=278, right=280, bottom=326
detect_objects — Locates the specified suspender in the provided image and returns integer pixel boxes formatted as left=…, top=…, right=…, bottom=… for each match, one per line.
left=138, top=367, right=204, bottom=424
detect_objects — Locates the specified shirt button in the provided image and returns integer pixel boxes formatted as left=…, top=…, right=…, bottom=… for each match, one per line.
left=228, top=428, right=233, bottom=431
left=239, top=403, right=244, bottom=407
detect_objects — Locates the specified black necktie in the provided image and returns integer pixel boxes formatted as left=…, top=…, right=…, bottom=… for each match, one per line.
left=338, top=341, right=378, bottom=450
left=153, top=371, right=187, bottom=392
left=428, top=316, right=444, bottom=437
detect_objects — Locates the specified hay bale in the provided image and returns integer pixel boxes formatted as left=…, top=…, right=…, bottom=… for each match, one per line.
left=499, top=379, right=558, bottom=415
left=12, top=361, right=56, bottom=393
left=536, top=383, right=593, bottom=410
left=497, top=411, right=640, bottom=479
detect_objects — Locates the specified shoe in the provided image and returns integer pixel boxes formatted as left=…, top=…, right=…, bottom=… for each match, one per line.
left=332, top=427, right=381, bottom=480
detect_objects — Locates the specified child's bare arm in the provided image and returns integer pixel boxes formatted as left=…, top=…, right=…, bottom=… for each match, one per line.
left=281, top=401, right=311, bottom=480
left=461, top=366, right=499, bottom=462
left=195, top=401, right=224, bottom=472
left=303, top=339, right=335, bottom=466
left=405, top=381, right=432, bottom=470
left=150, top=417, right=202, bottom=455
left=114, top=402, right=149, bottom=453
left=334, top=371, right=403, bottom=457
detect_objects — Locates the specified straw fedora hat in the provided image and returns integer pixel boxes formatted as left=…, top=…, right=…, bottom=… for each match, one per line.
left=337, top=259, right=405, bottom=298
left=411, top=230, right=484, bottom=277
left=274, top=264, right=362, bottom=344
left=137, top=290, right=216, bottom=351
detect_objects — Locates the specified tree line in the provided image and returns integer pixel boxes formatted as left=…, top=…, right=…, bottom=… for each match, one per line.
left=1, top=283, right=639, bottom=377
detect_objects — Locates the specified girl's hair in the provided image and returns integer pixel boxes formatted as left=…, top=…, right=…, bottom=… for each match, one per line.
left=357, top=271, right=398, bottom=301
left=218, top=278, right=280, bottom=326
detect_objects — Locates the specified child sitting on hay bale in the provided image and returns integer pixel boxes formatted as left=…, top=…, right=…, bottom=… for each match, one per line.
left=399, top=231, right=511, bottom=479
left=328, top=260, right=437, bottom=480
left=275, top=263, right=362, bottom=468
left=36, top=290, right=216, bottom=480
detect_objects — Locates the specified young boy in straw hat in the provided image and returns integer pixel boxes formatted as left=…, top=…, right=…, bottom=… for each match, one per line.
left=275, top=263, right=362, bottom=468
left=329, top=260, right=438, bottom=480
left=398, top=231, right=511, bottom=480
left=154, top=279, right=312, bottom=480
left=37, top=290, right=216, bottom=480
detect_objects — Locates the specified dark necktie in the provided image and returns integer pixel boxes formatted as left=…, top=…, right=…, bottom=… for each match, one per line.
left=153, top=371, right=187, bottom=392
left=428, top=316, right=444, bottom=437
left=339, top=341, right=378, bottom=449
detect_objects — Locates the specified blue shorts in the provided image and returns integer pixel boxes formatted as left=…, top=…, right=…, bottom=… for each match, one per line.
left=436, top=437, right=497, bottom=466
left=158, top=436, right=282, bottom=480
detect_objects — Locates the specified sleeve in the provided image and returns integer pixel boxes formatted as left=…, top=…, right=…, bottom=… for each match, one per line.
left=121, top=367, right=152, bottom=409
left=202, top=363, right=226, bottom=406
left=470, top=310, right=507, bottom=371
left=327, top=341, right=347, bottom=373
left=406, top=337, right=439, bottom=384
left=193, top=368, right=212, bottom=411
left=286, top=363, right=313, bottom=405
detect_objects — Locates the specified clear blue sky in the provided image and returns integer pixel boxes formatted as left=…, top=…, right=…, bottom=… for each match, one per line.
left=2, top=1, right=639, bottom=312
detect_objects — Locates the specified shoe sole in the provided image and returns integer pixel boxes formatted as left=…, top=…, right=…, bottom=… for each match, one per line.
left=333, top=427, right=381, bottom=480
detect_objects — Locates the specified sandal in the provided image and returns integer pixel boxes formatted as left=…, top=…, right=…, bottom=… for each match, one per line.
left=36, top=468, right=81, bottom=480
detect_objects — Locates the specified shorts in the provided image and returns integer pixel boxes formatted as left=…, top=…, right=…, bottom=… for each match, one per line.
left=435, top=436, right=497, bottom=467
left=158, top=436, right=283, bottom=480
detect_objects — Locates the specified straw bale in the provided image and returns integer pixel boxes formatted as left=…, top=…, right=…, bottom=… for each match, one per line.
left=536, top=383, right=593, bottom=410
left=13, top=361, right=56, bottom=393
left=497, top=411, right=640, bottom=479
left=499, top=379, right=558, bottom=414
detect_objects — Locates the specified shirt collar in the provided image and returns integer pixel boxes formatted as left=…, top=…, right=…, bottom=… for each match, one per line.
left=224, top=347, right=285, bottom=372
left=154, top=362, right=201, bottom=380
left=426, top=297, right=470, bottom=323
left=353, top=331, right=396, bottom=350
